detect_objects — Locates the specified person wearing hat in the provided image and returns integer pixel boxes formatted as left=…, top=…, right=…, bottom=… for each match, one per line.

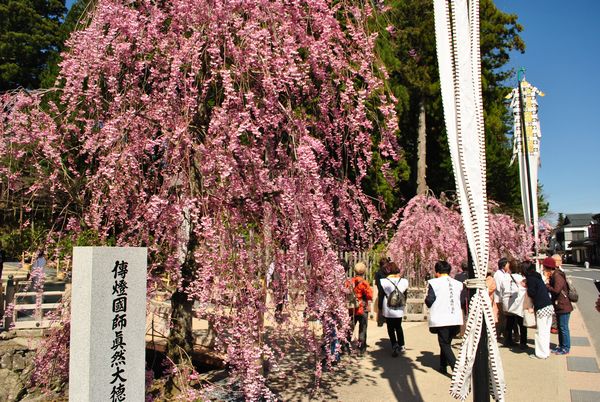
left=525, top=259, right=554, bottom=359
left=546, top=256, right=573, bottom=355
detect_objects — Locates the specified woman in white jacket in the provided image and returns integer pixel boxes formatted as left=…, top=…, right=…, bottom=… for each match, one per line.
left=381, top=262, right=409, bottom=357
left=501, top=259, right=527, bottom=349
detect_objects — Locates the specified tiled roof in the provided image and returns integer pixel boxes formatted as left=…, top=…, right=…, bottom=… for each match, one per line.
left=564, top=213, right=597, bottom=227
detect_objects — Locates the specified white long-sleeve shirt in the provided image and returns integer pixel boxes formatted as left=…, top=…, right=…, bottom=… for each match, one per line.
left=381, top=277, right=409, bottom=318
left=493, top=269, right=506, bottom=303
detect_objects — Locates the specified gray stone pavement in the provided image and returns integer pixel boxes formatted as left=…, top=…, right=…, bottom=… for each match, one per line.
left=276, top=306, right=599, bottom=401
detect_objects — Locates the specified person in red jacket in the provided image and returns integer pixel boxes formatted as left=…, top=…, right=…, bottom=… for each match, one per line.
left=347, top=261, right=373, bottom=355
left=546, top=256, right=573, bottom=355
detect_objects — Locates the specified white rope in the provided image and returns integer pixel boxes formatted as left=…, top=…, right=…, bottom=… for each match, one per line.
left=433, top=0, right=505, bottom=400
left=464, top=278, right=486, bottom=289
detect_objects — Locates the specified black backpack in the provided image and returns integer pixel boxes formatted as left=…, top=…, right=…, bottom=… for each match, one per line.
left=386, top=278, right=406, bottom=309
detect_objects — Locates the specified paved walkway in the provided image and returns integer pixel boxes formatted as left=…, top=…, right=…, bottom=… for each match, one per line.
left=277, top=305, right=599, bottom=402
left=565, top=304, right=600, bottom=402
left=4, top=260, right=598, bottom=401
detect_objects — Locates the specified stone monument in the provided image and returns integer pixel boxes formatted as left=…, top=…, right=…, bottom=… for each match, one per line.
left=69, top=247, right=147, bottom=402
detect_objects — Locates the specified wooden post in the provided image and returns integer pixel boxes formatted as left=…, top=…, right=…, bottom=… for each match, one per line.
left=0, top=278, right=4, bottom=320
left=468, top=248, right=489, bottom=402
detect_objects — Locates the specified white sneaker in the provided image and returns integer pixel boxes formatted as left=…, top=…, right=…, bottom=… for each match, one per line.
left=529, top=354, right=547, bottom=360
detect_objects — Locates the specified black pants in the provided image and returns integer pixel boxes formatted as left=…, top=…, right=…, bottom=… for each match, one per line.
left=505, top=314, right=527, bottom=346
left=350, top=312, right=368, bottom=351
left=386, top=317, right=405, bottom=347
left=437, top=325, right=460, bottom=370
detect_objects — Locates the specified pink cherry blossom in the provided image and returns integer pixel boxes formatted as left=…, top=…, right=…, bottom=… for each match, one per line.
left=388, top=195, right=546, bottom=284
left=1, top=1, right=399, bottom=398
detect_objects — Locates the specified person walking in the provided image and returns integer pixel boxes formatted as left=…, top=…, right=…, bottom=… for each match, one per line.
left=501, top=259, right=527, bottom=349
left=425, top=261, right=465, bottom=374
left=546, top=256, right=573, bottom=355
left=524, top=261, right=554, bottom=359
left=374, top=257, right=390, bottom=327
left=347, top=261, right=373, bottom=355
left=381, top=262, right=409, bottom=357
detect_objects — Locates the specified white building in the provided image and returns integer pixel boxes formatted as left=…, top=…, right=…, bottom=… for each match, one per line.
left=555, top=213, right=598, bottom=264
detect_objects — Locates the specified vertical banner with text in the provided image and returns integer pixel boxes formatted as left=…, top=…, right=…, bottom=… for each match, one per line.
left=69, top=247, right=147, bottom=402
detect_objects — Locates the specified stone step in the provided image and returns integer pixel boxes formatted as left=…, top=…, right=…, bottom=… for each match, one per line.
left=14, top=291, right=64, bottom=297
left=13, top=303, right=60, bottom=311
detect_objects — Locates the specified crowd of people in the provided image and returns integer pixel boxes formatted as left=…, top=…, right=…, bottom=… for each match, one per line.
left=491, top=254, right=574, bottom=359
left=344, top=253, right=577, bottom=374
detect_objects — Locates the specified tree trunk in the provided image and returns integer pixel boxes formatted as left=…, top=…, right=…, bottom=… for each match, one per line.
left=165, top=285, right=194, bottom=394
left=258, top=204, right=272, bottom=375
left=166, top=227, right=196, bottom=391
left=167, top=288, right=194, bottom=365
left=416, top=98, right=428, bottom=195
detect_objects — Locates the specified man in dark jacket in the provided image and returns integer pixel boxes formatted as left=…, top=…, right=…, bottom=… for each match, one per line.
left=546, top=258, right=573, bottom=355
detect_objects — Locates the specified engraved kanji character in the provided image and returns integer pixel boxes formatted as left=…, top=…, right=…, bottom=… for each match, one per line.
left=110, top=366, right=127, bottom=384
left=111, top=349, right=126, bottom=367
left=112, top=313, right=127, bottom=330
left=110, top=383, right=126, bottom=402
left=111, top=331, right=127, bottom=350
left=112, top=279, right=128, bottom=296
left=112, top=296, right=127, bottom=313
left=112, top=260, right=128, bottom=279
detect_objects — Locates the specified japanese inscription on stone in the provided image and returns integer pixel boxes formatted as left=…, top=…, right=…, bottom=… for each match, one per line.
left=110, top=260, right=128, bottom=401
left=69, top=247, right=147, bottom=402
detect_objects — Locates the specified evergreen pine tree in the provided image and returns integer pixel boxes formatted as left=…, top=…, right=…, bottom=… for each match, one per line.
left=0, top=0, right=66, bottom=90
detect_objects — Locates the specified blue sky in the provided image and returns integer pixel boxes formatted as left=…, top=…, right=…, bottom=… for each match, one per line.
left=496, top=0, right=600, bottom=219
left=64, top=0, right=598, bottom=219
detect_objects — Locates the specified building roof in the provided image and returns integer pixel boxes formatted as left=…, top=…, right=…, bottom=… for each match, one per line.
left=569, top=238, right=597, bottom=248
left=564, top=213, right=597, bottom=227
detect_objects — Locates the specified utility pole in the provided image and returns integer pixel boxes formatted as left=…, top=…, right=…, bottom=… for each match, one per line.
left=517, top=67, right=538, bottom=257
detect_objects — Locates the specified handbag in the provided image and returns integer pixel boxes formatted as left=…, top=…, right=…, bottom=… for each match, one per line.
left=503, top=275, right=525, bottom=316
left=523, top=294, right=536, bottom=328
left=523, top=309, right=536, bottom=328
left=507, top=287, right=526, bottom=317
left=565, top=278, right=579, bottom=303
